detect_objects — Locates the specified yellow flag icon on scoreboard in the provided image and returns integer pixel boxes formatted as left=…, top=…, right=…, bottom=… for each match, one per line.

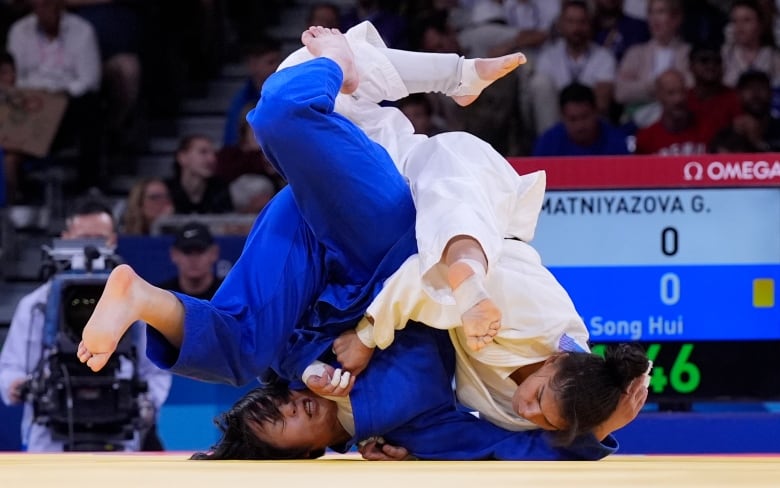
left=753, top=278, right=775, bottom=308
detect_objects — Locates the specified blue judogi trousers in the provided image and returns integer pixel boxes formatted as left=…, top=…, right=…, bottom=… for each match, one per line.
left=146, top=58, right=417, bottom=385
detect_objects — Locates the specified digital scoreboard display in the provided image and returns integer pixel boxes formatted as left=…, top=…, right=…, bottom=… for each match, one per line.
left=509, top=154, right=780, bottom=401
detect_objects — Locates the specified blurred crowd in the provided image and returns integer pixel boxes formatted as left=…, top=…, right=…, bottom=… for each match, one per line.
left=1, top=0, right=778, bottom=233
left=1, top=0, right=778, bottom=453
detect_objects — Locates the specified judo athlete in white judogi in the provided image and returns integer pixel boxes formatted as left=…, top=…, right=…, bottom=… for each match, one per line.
left=279, top=23, right=646, bottom=438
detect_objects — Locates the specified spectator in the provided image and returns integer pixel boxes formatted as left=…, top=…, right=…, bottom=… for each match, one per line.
left=121, top=177, right=174, bottom=236
left=409, top=9, right=462, bottom=54
left=713, top=70, right=780, bottom=151
left=341, top=0, right=408, bottom=49
left=533, top=82, right=631, bottom=156
left=708, top=124, right=761, bottom=152
left=680, top=0, right=727, bottom=46
left=410, top=10, right=523, bottom=155
left=456, top=0, right=558, bottom=59
left=0, top=50, right=15, bottom=87
left=158, top=221, right=223, bottom=300
left=624, top=0, right=649, bottom=19
left=635, top=69, right=715, bottom=154
left=6, top=0, right=103, bottom=191
left=687, top=42, right=741, bottom=136
left=397, top=93, right=444, bottom=136
left=593, top=0, right=651, bottom=61
left=215, top=103, right=285, bottom=191
left=166, top=135, right=233, bottom=215
left=721, top=0, right=780, bottom=88
left=756, top=0, right=780, bottom=51
left=0, top=50, right=24, bottom=204
left=0, top=199, right=171, bottom=451
left=64, top=0, right=145, bottom=156
left=307, top=2, right=341, bottom=29
left=229, top=174, right=275, bottom=215
left=503, top=0, right=561, bottom=46
left=223, top=0, right=282, bottom=48
left=222, top=37, right=282, bottom=147
left=615, top=0, right=691, bottom=128
left=457, top=0, right=523, bottom=59
left=529, top=0, right=617, bottom=134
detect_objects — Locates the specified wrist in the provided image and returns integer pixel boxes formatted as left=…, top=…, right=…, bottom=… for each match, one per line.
left=592, top=425, right=611, bottom=442
left=356, top=316, right=376, bottom=349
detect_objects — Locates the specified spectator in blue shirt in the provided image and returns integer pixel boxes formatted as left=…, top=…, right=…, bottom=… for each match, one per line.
left=533, top=82, right=631, bottom=156
left=222, top=37, right=282, bottom=147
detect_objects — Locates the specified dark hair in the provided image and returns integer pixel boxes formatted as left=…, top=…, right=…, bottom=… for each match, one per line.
left=176, top=133, right=212, bottom=154
left=69, top=198, right=113, bottom=220
left=173, top=134, right=213, bottom=177
left=407, top=10, right=450, bottom=51
left=397, top=93, right=433, bottom=116
left=559, top=82, right=596, bottom=109
left=561, top=0, right=591, bottom=17
left=191, top=382, right=327, bottom=460
left=306, top=2, right=341, bottom=26
left=550, top=344, right=649, bottom=445
left=737, top=69, right=771, bottom=90
left=0, top=51, right=15, bottom=67
left=65, top=197, right=116, bottom=232
left=730, top=0, right=774, bottom=46
left=708, top=127, right=761, bottom=153
left=688, top=42, right=722, bottom=63
left=241, top=36, right=282, bottom=60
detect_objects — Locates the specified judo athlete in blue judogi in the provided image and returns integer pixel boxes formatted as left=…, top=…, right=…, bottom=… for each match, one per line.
left=77, top=46, right=618, bottom=460
left=147, top=54, right=419, bottom=385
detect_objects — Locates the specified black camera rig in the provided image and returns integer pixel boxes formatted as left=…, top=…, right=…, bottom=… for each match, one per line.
left=23, top=239, right=148, bottom=451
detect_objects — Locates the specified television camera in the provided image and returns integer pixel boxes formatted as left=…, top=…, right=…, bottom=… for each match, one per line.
left=22, top=238, right=149, bottom=451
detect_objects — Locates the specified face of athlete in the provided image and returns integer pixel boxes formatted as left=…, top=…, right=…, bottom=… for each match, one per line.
left=250, top=390, right=342, bottom=453
left=512, top=357, right=568, bottom=431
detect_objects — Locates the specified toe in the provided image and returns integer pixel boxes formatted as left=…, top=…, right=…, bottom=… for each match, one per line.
left=86, top=353, right=109, bottom=372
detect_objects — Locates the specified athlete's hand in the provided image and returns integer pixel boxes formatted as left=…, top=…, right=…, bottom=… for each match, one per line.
left=593, top=375, right=648, bottom=441
left=304, top=363, right=355, bottom=397
left=333, top=329, right=374, bottom=376
left=359, top=438, right=414, bottom=461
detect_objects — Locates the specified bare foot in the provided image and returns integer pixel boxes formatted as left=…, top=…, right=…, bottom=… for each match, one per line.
left=448, top=261, right=501, bottom=351
left=78, top=264, right=144, bottom=371
left=452, top=52, right=527, bottom=107
left=301, top=26, right=359, bottom=94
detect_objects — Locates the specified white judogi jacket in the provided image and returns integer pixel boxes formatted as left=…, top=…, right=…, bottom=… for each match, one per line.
left=281, top=22, right=590, bottom=432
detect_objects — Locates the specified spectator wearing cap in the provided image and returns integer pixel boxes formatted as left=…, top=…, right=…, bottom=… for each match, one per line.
left=158, top=222, right=222, bottom=300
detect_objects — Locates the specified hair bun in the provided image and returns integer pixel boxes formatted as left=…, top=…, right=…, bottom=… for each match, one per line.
left=604, top=344, right=650, bottom=390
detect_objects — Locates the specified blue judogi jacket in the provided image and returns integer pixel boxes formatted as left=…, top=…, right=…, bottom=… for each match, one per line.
left=329, top=322, right=616, bottom=460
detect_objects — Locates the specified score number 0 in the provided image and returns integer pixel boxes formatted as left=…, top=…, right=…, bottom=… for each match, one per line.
left=590, top=226, right=701, bottom=395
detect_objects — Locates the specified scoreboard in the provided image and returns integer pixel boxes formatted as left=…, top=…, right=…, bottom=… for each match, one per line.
left=509, top=154, right=780, bottom=401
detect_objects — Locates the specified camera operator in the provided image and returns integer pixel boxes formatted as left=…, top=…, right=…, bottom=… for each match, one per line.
left=0, top=199, right=172, bottom=451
